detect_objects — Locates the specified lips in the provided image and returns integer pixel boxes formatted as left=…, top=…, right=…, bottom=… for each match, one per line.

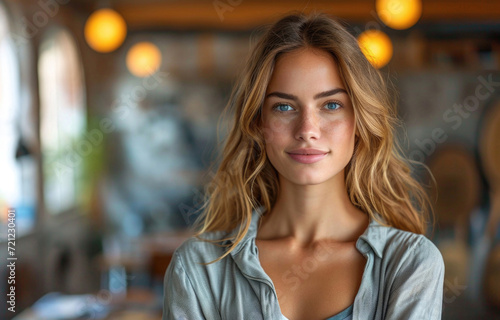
left=290, top=153, right=326, bottom=155
left=287, top=148, right=329, bottom=155
left=287, top=152, right=328, bottom=164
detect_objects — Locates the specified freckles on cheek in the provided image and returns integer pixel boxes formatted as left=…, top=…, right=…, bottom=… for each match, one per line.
left=326, top=119, right=355, bottom=142
left=262, top=116, right=289, bottom=144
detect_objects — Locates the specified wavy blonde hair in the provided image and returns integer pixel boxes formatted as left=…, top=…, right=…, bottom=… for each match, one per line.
left=190, top=12, right=434, bottom=265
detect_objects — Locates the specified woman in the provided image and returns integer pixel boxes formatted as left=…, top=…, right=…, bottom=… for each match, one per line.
left=163, top=12, right=445, bottom=320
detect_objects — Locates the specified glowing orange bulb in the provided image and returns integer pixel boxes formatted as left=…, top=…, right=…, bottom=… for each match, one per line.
left=376, top=0, right=422, bottom=30
left=358, top=30, right=393, bottom=69
left=84, top=9, right=127, bottom=53
left=126, top=42, right=162, bottom=77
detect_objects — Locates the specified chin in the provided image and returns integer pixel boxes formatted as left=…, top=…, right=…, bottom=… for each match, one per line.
left=281, top=170, right=335, bottom=186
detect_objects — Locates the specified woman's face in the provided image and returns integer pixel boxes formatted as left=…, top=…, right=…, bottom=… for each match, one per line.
left=261, top=47, right=356, bottom=185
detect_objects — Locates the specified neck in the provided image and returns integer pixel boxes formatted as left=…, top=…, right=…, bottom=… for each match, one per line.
left=256, top=173, right=369, bottom=247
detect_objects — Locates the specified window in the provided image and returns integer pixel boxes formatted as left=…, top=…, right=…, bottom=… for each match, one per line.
left=0, top=2, right=37, bottom=236
left=39, top=28, right=86, bottom=214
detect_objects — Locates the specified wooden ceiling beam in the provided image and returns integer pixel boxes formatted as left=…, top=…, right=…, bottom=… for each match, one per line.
left=115, top=1, right=375, bottom=31
left=66, top=0, right=500, bottom=31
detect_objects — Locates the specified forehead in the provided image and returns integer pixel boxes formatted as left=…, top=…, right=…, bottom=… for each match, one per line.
left=266, top=48, right=345, bottom=93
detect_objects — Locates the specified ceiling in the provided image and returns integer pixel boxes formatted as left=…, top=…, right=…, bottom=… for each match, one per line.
left=63, top=0, right=500, bottom=31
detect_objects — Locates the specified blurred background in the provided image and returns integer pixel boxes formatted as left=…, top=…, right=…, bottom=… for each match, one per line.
left=0, top=0, right=499, bottom=319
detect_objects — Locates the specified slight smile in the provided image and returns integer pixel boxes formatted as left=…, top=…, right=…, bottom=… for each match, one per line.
left=287, top=152, right=329, bottom=164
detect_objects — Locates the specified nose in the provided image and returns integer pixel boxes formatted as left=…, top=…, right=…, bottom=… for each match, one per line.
left=294, top=108, right=321, bottom=141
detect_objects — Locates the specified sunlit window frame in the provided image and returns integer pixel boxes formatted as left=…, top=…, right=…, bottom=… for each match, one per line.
left=38, top=26, right=87, bottom=216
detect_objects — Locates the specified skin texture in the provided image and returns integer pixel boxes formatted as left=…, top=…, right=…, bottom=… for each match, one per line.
left=256, top=47, right=369, bottom=320
left=258, top=47, right=367, bottom=246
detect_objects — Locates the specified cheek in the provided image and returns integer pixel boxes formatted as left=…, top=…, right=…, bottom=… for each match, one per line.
left=261, top=116, right=291, bottom=145
left=325, top=118, right=356, bottom=147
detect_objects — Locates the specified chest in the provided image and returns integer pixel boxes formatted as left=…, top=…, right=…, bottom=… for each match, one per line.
left=255, top=240, right=366, bottom=320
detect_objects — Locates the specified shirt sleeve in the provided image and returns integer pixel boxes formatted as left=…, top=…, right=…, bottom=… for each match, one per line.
left=385, top=235, right=445, bottom=319
left=162, top=250, right=206, bottom=320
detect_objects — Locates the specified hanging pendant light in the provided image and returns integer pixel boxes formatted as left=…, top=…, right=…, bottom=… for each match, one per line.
left=376, top=0, right=422, bottom=30
left=84, top=8, right=127, bottom=53
left=358, top=30, right=393, bottom=69
left=126, top=42, right=162, bottom=77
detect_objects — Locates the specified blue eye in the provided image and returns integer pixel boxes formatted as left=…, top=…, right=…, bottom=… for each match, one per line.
left=325, top=101, right=342, bottom=110
left=272, top=101, right=343, bottom=113
left=273, top=104, right=294, bottom=112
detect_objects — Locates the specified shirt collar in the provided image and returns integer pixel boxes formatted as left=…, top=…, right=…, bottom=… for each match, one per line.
left=225, top=206, right=387, bottom=259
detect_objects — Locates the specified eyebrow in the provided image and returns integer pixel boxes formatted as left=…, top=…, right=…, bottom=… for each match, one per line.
left=265, top=88, right=348, bottom=101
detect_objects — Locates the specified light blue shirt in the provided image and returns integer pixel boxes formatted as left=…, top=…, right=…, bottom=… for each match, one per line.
left=163, top=206, right=445, bottom=319
left=326, top=304, right=353, bottom=320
